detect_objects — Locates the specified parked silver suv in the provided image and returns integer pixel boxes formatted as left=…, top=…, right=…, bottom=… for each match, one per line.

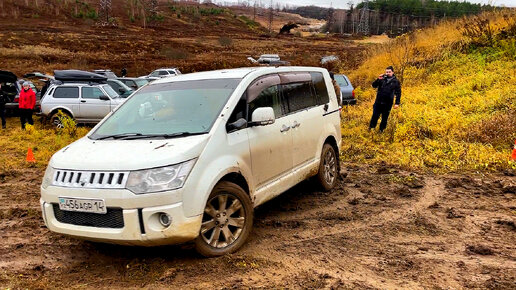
left=40, top=70, right=124, bottom=126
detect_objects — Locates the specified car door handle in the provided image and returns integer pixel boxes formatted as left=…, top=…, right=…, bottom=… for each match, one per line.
left=81, top=100, right=86, bottom=103
left=292, top=121, right=300, bottom=128
left=280, top=125, right=290, bottom=132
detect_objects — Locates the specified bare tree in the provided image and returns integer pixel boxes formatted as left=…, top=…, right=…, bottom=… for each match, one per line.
left=388, top=33, right=416, bottom=84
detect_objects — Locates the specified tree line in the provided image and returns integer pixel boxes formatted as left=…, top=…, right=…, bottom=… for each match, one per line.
left=358, top=0, right=494, bottom=18
left=286, top=0, right=494, bottom=21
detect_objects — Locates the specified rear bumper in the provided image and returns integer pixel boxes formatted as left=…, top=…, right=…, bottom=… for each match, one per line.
left=342, top=99, right=357, bottom=105
left=5, top=102, right=18, bottom=110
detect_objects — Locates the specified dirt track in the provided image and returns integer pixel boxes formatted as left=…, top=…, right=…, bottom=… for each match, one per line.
left=1, top=162, right=515, bottom=289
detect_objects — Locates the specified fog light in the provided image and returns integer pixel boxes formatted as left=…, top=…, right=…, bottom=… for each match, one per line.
left=159, top=213, right=172, bottom=227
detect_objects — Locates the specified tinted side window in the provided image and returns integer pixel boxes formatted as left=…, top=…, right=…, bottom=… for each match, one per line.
left=283, top=82, right=316, bottom=112
left=53, top=87, right=79, bottom=99
left=248, top=85, right=282, bottom=119
left=159, top=71, right=168, bottom=76
left=81, top=87, right=105, bottom=99
left=311, top=72, right=329, bottom=105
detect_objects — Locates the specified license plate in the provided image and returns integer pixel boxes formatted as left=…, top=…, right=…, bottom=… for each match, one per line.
left=58, top=197, right=107, bottom=214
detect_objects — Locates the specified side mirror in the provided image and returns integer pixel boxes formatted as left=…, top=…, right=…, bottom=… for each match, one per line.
left=99, top=95, right=110, bottom=101
left=227, top=118, right=247, bottom=132
left=118, top=87, right=126, bottom=93
left=250, top=107, right=275, bottom=126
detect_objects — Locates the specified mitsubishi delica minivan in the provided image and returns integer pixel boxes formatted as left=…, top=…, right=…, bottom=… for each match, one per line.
left=40, top=66, right=341, bottom=256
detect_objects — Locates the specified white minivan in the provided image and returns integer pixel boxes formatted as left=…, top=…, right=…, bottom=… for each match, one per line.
left=40, top=66, right=341, bottom=256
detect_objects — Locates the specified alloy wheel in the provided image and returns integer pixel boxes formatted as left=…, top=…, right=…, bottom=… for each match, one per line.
left=200, top=193, right=246, bottom=248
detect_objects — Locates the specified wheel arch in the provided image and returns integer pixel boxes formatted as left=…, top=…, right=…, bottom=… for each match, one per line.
left=219, top=172, right=250, bottom=197
left=49, top=107, right=74, bottom=118
left=324, top=135, right=340, bottom=171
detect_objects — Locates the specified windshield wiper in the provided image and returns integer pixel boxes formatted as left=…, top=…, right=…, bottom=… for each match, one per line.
left=121, top=132, right=207, bottom=140
left=93, top=133, right=143, bottom=140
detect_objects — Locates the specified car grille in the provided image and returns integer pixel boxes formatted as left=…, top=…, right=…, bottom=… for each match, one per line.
left=52, top=204, right=124, bottom=228
left=52, top=169, right=129, bottom=189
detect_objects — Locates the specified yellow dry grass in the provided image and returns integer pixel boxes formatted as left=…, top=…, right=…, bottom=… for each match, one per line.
left=342, top=10, right=516, bottom=172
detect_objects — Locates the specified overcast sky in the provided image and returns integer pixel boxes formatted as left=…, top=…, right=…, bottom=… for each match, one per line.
left=218, top=0, right=516, bottom=8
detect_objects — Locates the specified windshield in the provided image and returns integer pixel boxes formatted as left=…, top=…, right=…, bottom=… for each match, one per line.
left=135, top=79, right=149, bottom=87
left=116, top=80, right=134, bottom=93
left=89, top=78, right=241, bottom=140
left=102, top=84, right=119, bottom=98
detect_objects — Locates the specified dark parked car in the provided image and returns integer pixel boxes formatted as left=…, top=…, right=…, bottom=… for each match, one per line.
left=335, top=74, right=356, bottom=105
left=106, top=79, right=134, bottom=98
left=0, top=70, right=49, bottom=114
left=117, top=77, right=150, bottom=90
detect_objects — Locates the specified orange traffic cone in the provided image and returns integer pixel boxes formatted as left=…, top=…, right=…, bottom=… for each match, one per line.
left=512, top=140, right=516, bottom=161
left=26, top=148, right=36, bottom=163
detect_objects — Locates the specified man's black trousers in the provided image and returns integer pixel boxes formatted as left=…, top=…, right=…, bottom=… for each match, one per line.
left=19, top=109, right=34, bottom=129
left=369, top=103, right=392, bottom=132
left=0, top=104, right=5, bottom=128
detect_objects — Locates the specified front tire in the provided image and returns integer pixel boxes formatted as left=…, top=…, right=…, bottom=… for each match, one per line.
left=316, top=143, right=338, bottom=191
left=195, top=181, right=253, bottom=257
left=49, top=111, right=71, bottom=128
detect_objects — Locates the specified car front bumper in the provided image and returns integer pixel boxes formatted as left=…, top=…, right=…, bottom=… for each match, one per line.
left=40, top=186, right=202, bottom=246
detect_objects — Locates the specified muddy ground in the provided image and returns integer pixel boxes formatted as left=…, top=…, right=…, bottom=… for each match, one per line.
left=1, top=161, right=515, bottom=289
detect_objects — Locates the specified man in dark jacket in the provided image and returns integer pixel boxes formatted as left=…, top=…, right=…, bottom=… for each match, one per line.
left=369, top=66, right=401, bottom=132
left=0, top=83, right=7, bottom=129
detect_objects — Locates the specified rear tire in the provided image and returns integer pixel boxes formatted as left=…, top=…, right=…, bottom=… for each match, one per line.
left=195, top=181, right=253, bottom=257
left=316, top=143, right=338, bottom=191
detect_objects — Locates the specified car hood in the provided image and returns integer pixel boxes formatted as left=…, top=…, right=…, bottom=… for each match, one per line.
left=0, top=70, right=17, bottom=83
left=50, top=134, right=210, bottom=171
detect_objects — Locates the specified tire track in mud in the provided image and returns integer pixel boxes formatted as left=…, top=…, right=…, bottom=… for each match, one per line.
left=226, top=178, right=446, bottom=289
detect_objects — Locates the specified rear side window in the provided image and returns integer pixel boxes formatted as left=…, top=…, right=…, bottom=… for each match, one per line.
left=167, top=70, right=177, bottom=75
left=53, top=87, right=79, bottom=99
left=81, top=87, right=104, bottom=99
left=311, top=72, right=330, bottom=105
left=334, top=75, right=349, bottom=87
left=282, top=82, right=317, bottom=112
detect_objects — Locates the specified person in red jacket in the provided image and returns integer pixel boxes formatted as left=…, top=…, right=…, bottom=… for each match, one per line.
left=19, top=82, right=36, bottom=129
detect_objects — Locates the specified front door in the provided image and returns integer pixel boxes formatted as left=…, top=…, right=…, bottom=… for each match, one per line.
left=79, top=86, right=111, bottom=121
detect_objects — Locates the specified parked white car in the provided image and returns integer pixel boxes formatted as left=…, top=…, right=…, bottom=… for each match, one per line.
left=144, top=67, right=182, bottom=79
left=40, top=66, right=341, bottom=256
left=40, top=70, right=124, bottom=126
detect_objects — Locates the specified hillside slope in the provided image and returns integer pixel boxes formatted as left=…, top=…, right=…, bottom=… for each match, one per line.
left=0, top=0, right=362, bottom=77
left=342, top=11, right=516, bottom=172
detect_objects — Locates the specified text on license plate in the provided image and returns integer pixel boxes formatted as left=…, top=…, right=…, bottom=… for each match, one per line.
left=58, top=197, right=107, bottom=214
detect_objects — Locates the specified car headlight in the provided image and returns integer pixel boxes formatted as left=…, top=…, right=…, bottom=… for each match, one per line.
left=126, top=159, right=196, bottom=194
left=41, top=166, right=55, bottom=189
